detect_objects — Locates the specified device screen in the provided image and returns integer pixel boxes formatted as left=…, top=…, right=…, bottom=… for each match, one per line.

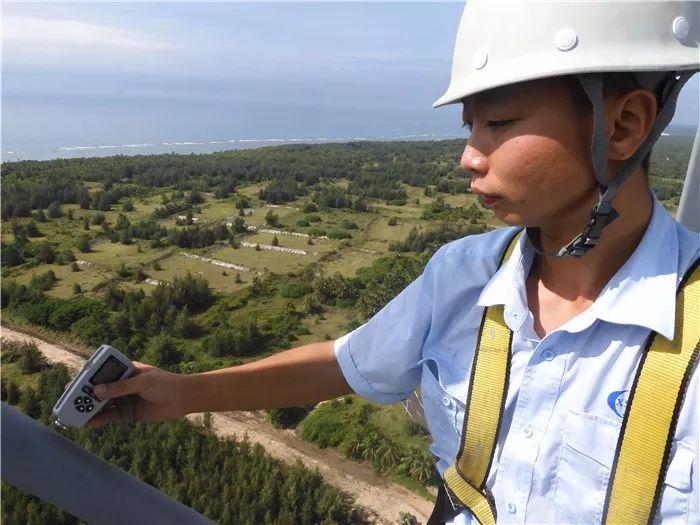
left=89, top=356, right=127, bottom=385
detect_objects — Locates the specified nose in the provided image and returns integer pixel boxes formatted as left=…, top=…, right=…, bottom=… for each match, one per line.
left=460, top=142, right=488, bottom=176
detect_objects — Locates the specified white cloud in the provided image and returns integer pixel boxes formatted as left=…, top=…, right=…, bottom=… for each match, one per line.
left=2, top=16, right=172, bottom=52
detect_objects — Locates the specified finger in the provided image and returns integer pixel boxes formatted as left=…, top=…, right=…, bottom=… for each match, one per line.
left=93, top=373, right=147, bottom=400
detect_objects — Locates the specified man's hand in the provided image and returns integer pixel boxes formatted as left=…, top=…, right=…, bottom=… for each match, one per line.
left=87, top=361, right=192, bottom=427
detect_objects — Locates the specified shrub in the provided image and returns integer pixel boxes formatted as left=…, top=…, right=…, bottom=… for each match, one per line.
left=17, top=344, right=47, bottom=374
left=267, top=406, right=313, bottom=429
left=77, top=234, right=91, bottom=253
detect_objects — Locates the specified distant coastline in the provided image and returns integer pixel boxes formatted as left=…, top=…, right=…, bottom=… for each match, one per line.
left=2, top=124, right=696, bottom=163
left=2, top=132, right=467, bottom=163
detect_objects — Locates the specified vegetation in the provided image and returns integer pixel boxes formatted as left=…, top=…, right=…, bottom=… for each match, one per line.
left=301, top=397, right=439, bottom=489
left=0, top=355, right=367, bottom=524
left=0, top=135, right=692, bottom=510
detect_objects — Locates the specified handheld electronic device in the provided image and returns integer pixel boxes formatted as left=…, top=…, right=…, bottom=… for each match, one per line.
left=53, top=344, right=135, bottom=429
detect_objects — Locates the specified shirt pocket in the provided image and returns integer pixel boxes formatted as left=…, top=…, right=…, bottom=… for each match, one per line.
left=652, top=440, right=695, bottom=525
left=553, top=410, right=695, bottom=525
left=552, top=410, right=620, bottom=524
left=419, top=355, right=466, bottom=464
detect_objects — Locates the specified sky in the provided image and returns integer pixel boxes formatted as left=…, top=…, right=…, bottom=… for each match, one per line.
left=2, top=2, right=698, bottom=161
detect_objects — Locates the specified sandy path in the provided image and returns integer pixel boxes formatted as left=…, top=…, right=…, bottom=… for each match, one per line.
left=1, top=326, right=433, bottom=524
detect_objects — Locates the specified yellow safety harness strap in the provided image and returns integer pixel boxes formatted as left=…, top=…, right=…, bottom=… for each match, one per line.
left=603, top=259, right=700, bottom=525
left=442, top=230, right=521, bottom=525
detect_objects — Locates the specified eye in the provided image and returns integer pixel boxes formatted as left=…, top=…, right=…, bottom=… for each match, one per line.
left=487, top=119, right=514, bottom=128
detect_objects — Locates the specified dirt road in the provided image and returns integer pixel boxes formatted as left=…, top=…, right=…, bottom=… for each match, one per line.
left=1, top=326, right=433, bottom=524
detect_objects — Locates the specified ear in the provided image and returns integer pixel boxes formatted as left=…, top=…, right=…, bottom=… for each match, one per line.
left=605, top=88, right=658, bottom=162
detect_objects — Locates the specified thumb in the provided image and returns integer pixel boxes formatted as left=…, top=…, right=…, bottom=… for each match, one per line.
left=93, top=374, right=147, bottom=400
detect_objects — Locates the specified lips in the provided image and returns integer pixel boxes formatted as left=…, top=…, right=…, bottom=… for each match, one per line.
left=478, top=195, right=501, bottom=206
left=471, top=187, right=501, bottom=206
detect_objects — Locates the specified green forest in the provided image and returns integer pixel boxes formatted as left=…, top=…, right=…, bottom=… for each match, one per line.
left=1, top=340, right=366, bottom=525
left=0, top=135, right=693, bottom=522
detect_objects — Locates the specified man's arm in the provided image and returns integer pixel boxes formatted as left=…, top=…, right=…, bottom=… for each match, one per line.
left=185, top=340, right=353, bottom=413
left=88, top=340, right=352, bottom=426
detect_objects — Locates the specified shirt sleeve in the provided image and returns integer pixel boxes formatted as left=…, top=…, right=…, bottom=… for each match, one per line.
left=333, top=246, right=445, bottom=404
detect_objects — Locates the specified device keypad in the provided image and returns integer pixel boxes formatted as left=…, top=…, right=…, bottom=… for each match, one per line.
left=74, top=395, right=94, bottom=413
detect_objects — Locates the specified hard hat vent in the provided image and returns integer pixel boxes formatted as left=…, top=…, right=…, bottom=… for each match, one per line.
left=472, top=48, right=488, bottom=70
left=554, top=28, right=578, bottom=52
left=673, top=16, right=690, bottom=40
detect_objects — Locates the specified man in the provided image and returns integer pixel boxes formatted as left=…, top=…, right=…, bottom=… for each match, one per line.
left=89, top=1, right=699, bottom=523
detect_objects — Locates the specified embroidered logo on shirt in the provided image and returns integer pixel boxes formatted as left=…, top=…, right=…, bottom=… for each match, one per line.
left=607, top=390, right=629, bottom=418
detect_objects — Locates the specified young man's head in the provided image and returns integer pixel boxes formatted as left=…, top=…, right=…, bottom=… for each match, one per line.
left=460, top=74, right=658, bottom=231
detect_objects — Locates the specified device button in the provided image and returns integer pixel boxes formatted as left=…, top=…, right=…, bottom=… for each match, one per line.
left=83, top=396, right=93, bottom=405
left=86, top=405, right=94, bottom=413
left=76, top=405, right=86, bottom=412
left=82, top=385, right=99, bottom=400
left=74, top=397, right=83, bottom=405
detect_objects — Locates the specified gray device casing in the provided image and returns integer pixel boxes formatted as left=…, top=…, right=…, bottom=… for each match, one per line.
left=53, top=344, right=134, bottom=428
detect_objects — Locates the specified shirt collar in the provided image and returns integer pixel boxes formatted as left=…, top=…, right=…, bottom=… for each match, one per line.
left=476, top=194, right=679, bottom=341
left=476, top=230, right=532, bottom=333
left=586, top=194, right=678, bottom=340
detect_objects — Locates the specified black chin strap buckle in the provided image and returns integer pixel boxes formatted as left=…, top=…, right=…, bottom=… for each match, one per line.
left=559, top=200, right=619, bottom=258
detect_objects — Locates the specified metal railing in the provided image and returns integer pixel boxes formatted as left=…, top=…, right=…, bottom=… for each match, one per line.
left=1, top=402, right=213, bottom=525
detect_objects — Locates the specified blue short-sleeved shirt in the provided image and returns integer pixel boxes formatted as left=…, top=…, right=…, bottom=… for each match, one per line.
left=334, top=194, right=700, bottom=524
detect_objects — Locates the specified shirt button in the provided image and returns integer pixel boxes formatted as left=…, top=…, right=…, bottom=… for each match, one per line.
left=542, top=349, right=554, bottom=361
left=442, top=396, right=451, bottom=407
left=522, top=425, right=533, bottom=438
left=506, top=502, right=517, bottom=514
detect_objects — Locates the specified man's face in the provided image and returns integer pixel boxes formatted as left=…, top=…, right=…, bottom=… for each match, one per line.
left=461, top=77, right=599, bottom=228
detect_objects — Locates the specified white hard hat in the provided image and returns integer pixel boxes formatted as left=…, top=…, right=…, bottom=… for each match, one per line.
left=434, top=0, right=699, bottom=108
left=435, top=0, right=700, bottom=256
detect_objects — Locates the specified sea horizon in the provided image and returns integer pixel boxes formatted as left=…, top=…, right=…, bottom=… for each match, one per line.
left=3, top=125, right=697, bottom=164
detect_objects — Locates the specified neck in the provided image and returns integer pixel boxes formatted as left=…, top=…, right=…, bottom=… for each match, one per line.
left=530, top=173, right=653, bottom=301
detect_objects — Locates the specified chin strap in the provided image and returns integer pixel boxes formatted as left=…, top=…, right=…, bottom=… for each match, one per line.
left=526, top=70, right=694, bottom=258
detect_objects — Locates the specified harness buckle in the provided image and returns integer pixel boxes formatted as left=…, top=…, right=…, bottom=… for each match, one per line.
left=559, top=201, right=619, bottom=257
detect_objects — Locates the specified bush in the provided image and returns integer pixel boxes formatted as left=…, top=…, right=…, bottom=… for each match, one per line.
left=267, top=406, right=313, bottom=429
left=34, top=241, right=56, bottom=264
left=301, top=402, right=348, bottom=448
left=77, top=234, right=91, bottom=253
left=202, top=322, right=262, bottom=358
left=56, top=249, right=75, bottom=265
left=279, top=282, right=313, bottom=299
left=144, top=335, right=184, bottom=370
left=17, top=344, right=47, bottom=374
left=264, top=209, right=280, bottom=227
left=47, top=201, right=63, bottom=218
left=296, top=219, right=310, bottom=227
left=327, top=229, right=352, bottom=240
left=1, top=244, right=24, bottom=267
